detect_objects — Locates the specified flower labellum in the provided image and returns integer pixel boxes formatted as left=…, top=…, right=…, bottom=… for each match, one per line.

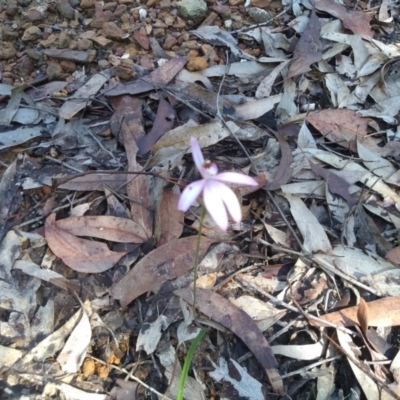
left=178, top=137, right=258, bottom=231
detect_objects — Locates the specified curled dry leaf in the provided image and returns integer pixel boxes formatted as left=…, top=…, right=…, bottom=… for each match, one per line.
left=45, top=213, right=127, bottom=273
left=110, top=236, right=215, bottom=307
left=56, top=216, right=148, bottom=243
left=357, top=297, right=369, bottom=336
left=316, top=297, right=400, bottom=328
left=175, top=287, right=285, bottom=396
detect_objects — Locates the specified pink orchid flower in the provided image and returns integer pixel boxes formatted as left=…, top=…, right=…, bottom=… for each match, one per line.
left=178, top=137, right=258, bottom=231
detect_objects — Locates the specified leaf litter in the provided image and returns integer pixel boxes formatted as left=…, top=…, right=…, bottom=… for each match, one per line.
left=2, top=1, right=400, bottom=399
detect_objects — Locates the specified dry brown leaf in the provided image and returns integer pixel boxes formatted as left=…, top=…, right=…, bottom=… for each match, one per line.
left=357, top=297, right=369, bottom=336
left=307, top=109, right=368, bottom=152
left=256, top=60, right=290, bottom=99
left=105, top=56, right=187, bottom=97
left=265, top=133, right=293, bottom=190
left=137, top=97, right=175, bottom=155
left=308, top=159, right=355, bottom=206
left=110, top=236, right=214, bottom=307
left=386, top=246, right=400, bottom=264
left=311, top=0, right=373, bottom=38
left=156, top=190, right=184, bottom=246
left=287, top=9, right=322, bottom=79
left=45, top=214, right=126, bottom=273
left=316, top=297, right=400, bottom=327
left=175, top=287, right=284, bottom=395
left=56, top=216, right=148, bottom=243
left=133, top=26, right=149, bottom=50
left=59, top=69, right=112, bottom=120
left=110, top=96, right=153, bottom=239
left=56, top=173, right=128, bottom=192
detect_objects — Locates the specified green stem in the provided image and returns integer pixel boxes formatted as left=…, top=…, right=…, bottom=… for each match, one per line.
left=176, top=328, right=206, bottom=400
left=193, top=206, right=206, bottom=324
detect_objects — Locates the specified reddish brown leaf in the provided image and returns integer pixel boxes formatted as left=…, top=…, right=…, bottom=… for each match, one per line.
left=316, top=297, right=400, bottom=327
left=105, top=56, right=187, bottom=97
left=288, top=8, right=322, bottom=79
left=110, top=96, right=153, bottom=238
left=45, top=214, right=126, bottom=273
left=175, top=288, right=285, bottom=395
left=56, top=216, right=148, bottom=243
left=357, top=297, right=369, bottom=335
left=311, top=0, right=373, bottom=38
left=56, top=173, right=128, bottom=191
left=266, top=133, right=293, bottom=190
left=156, top=190, right=184, bottom=246
left=386, top=246, right=400, bottom=264
left=133, top=26, right=149, bottom=50
left=307, top=109, right=368, bottom=152
left=110, top=236, right=214, bottom=307
left=308, top=159, right=355, bottom=206
left=137, top=98, right=175, bottom=155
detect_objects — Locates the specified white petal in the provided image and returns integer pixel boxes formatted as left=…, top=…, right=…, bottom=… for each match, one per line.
left=214, top=172, right=258, bottom=186
left=178, top=180, right=206, bottom=212
left=203, top=181, right=229, bottom=231
left=190, top=137, right=204, bottom=173
left=217, top=182, right=242, bottom=223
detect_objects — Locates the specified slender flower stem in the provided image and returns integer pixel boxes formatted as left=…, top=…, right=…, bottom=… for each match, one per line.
left=176, top=328, right=206, bottom=400
left=192, top=206, right=206, bottom=325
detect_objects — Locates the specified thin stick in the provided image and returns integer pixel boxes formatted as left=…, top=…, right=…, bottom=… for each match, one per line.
left=243, top=279, right=359, bottom=336
left=230, top=7, right=290, bottom=34
left=192, top=206, right=206, bottom=325
left=258, top=239, right=380, bottom=296
left=272, top=355, right=343, bottom=381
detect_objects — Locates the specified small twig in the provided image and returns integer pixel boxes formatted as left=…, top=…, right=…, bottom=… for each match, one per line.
left=44, top=156, right=84, bottom=173
left=243, top=278, right=359, bottom=336
left=258, top=238, right=381, bottom=296
left=192, top=206, right=207, bottom=326
left=272, top=355, right=343, bottom=381
left=230, top=7, right=290, bottom=34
